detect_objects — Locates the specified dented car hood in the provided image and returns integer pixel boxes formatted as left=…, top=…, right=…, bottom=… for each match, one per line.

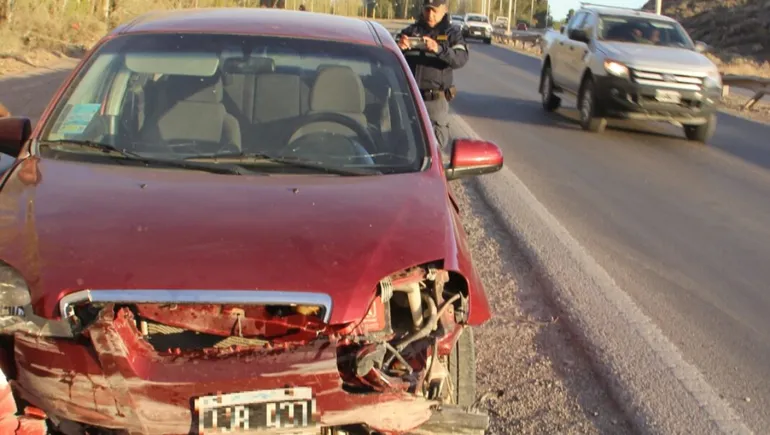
left=0, top=158, right=458, bottom=324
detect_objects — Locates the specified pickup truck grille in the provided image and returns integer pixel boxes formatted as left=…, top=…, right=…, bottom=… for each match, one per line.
left=630, top=68, right=703, bottom=92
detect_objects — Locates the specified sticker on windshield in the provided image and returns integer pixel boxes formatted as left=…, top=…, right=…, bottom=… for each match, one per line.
left=56, top=103, right=101, bottom=135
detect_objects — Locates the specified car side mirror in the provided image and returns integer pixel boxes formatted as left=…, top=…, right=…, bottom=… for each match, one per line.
left=569, top=29, right=589, bottom=43
left=0, top=117, right=32, bottom=157
left=694, top=40, right=708, bottom=53
left=444, top=138, right=503, bottom=181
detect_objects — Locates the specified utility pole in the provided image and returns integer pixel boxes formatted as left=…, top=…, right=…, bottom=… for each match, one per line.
left=655, top=0, right=662, bottom=14
left=506, top=0, right=512, bottom=32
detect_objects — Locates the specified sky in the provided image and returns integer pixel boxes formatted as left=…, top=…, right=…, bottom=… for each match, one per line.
left=548, top=0, right=647, bottom=21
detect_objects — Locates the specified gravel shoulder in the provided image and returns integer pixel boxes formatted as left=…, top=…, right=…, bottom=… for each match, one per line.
left=451, top=179, right=633, bottom=434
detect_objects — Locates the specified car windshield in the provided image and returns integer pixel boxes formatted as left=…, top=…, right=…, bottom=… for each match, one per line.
left=466, top=16, right=489, bottom=23
left=598, top=15, right=694, bottom=49
left=37, top=33, right=428, bottom=175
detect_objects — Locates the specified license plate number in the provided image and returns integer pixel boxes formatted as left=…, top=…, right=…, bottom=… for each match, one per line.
left=195, top=388, right=318, bottom=432
left=655, top=89, right=681, bottom=104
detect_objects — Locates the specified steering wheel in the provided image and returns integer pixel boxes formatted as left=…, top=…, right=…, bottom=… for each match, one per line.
left=280, top=112, right=379, bottom=160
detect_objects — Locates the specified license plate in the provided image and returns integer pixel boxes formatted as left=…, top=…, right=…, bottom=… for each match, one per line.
left=655, top=89, right=681, bottom=104
left=473, top=31, right=481, bottom=35
left=195, top=388, right=318, bottom=432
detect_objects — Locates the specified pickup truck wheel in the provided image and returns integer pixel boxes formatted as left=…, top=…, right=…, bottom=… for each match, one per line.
left=483, top=38, right=492, bottom=44
left=683, top=114, right=717, bottom=143
left=578, top=78, right=607, bottom=133
left=446, top=326, right=476, bottom=407
left=541, top=65, right=561, bottom=112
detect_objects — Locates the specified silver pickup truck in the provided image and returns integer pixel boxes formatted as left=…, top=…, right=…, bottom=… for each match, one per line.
left=539, top=4, right=723, bottom=143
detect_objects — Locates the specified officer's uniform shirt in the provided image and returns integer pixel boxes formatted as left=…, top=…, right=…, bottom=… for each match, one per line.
left=398, top=15, right=469, bottom=92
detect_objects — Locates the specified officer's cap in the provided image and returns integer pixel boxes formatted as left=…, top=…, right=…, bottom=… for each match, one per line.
left=423, top=0, right=447, bottom=8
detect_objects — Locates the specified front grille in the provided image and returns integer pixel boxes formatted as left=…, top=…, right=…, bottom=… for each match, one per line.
left=631, top=68, right=703, bottom=91
left=140, top=317, right=269, bottom=352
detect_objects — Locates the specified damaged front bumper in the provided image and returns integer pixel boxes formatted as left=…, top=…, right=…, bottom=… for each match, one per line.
left=1, top=263, right=489, bottom=434
left=12, top=307, right=442, bottom=434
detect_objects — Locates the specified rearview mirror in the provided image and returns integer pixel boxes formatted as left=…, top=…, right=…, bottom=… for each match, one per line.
left=0, top=117, right=32, bottom=157
left=444, top=138, right=503, bottom=181
left=694, top=40, right=708, bottom=53
left=569, top=29, right=589, bottom=43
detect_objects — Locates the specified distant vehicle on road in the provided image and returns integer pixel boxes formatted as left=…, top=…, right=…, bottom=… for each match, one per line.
left=0, top=7, right=504, bottom=435
left=539, top=4, right=722, bottom=143
left=463, top=13, right=493, bottom=44
left=450, top=13, right=466, bottom=31
left=517, top=22, right=528, bottom=31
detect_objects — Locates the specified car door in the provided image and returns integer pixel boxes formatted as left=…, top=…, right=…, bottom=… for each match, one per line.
left=564, top=12, right=596, bottom=93
left=552, top=12, right=587, bottom=87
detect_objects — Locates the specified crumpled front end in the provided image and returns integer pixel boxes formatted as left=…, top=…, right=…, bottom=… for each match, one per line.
left=2, top=263, right=480, bottom=434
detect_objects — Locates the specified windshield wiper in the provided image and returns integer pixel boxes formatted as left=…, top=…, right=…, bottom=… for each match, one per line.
left=185, top=152, right=382, bottom=176
left=41, top=139, right=143, bottom=158
left=39, top=140, right=255, bottom=176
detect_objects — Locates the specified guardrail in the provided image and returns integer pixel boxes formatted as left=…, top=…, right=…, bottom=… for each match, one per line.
left=491, top=28, right=544, bottom=54
left=721, top=74, right=770, bottom=110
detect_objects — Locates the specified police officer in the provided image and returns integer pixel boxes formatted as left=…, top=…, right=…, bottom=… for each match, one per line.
left=396, top=0, right=468, bottom=152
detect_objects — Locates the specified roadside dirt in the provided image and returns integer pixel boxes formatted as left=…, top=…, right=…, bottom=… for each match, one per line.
left=720, top=94, right=770, bottom=125
left=451, top=180, right=634, bottom=434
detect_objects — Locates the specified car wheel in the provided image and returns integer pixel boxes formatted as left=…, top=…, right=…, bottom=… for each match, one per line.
left=484, top=38, right=491, bottom=44
left=683, top=114, right=716, bottom=143
left=446, top=326, right=476, bottom=407
left=540, top=65, right=561, bottom=112
left=578, top=77, right=607, bottom=133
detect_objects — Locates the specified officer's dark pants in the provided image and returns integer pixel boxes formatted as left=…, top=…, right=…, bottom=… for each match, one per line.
left=424, top=95, right=451, bottom=153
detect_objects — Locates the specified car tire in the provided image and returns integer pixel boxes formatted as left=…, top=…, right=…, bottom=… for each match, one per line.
left=683, top=114, right=716, bottom=143
left=540, top=64, right=561, bottom=112
left=578, top=77, right=607, bottom=133
left=447, top=326, right=476, bottom=407
left=484, top=38, right=491, bottom=44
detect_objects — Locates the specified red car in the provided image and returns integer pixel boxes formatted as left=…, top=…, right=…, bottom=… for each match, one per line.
left=0, top=8, right=502, bottom=435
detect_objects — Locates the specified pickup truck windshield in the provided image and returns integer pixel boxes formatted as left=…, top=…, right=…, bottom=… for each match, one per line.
left=598, top=15, right=694, bottom=50
left=466, top=16, right=489, bottom=23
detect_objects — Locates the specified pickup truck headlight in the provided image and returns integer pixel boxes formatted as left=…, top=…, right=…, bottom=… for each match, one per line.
left=604, top=59, right=629, bottom=78
left=703, top=70, right=722, bottom=89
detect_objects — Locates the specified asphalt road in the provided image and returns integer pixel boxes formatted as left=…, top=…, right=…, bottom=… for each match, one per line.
left=452, top=41, right=770, bottom=432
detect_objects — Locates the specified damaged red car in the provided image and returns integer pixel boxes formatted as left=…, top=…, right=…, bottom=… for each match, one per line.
left=0, top=8, right=503, bottom=435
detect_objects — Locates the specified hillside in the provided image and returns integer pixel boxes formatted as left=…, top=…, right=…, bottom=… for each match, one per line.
left=642, top=0, right=770, bottom=62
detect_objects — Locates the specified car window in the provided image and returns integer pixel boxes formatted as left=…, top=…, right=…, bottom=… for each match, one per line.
left=466, top=16, right=489, bottom=23
left=598, top=15, right=694, bottom=49
left=567, top=11, right=587, bottom=33
left=37, top=33, right=428, bottom=175
left=0, top=154, right=12, bottom=175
